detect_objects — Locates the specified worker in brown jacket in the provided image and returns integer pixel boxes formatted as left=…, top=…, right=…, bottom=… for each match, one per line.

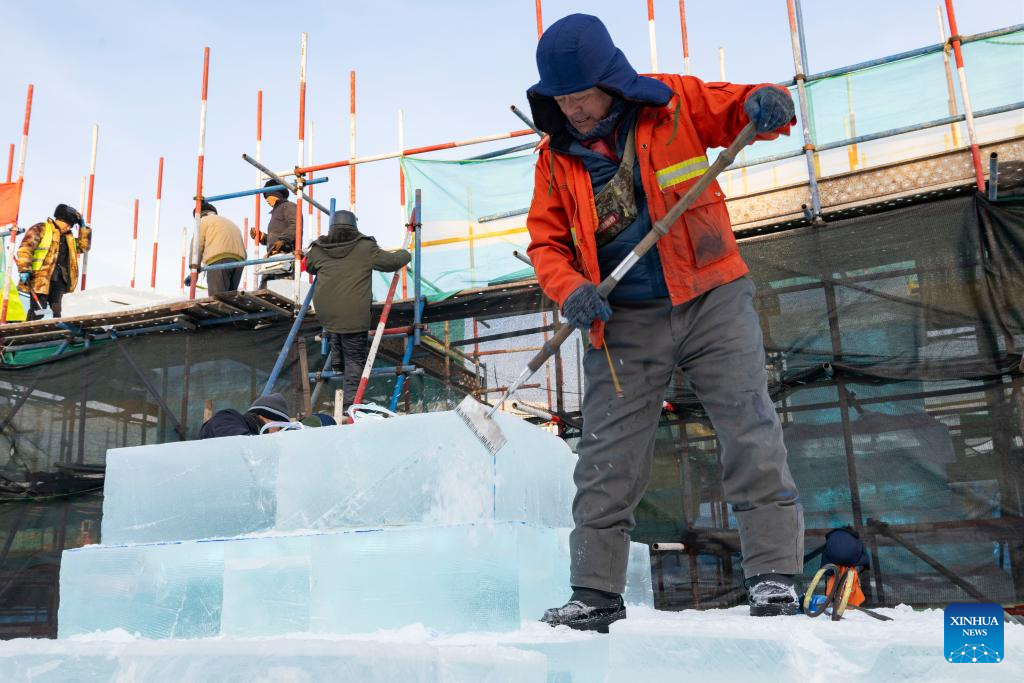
left=16, top=203, right=92, bottom=319
left=187, top=201, right=246, bottom=295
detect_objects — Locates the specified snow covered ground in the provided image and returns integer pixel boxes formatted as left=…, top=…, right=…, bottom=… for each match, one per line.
left=2, top=604, right=1021, bottom=682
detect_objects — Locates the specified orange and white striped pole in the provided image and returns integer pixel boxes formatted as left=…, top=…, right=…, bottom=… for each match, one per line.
left=679, top=0, right=691, bottom=74
left=150, top=156, right=164, bottom=288
left=0, top=85, right=32, bottom=324
left=255, top=89, right=263, bottom=256
left=399, top=109, right=408, bottom=299
left=535, top=0, right=543, bottom=38
left=80, top=124, right=98, bottom=291
left=944, top=0, right=983, bottom=190
left=180, top=225, right=187, bottom=296
left=243, top=216, right=250, bottom=289
left=647, top=0, right=659, bottom=73
left=349, top=70, right=357, bottom=213
left=189, top=47, right=210, bottom=300
left=294, top=32, right=307, bottom=301
left=129, top=198, right=139, bottom=288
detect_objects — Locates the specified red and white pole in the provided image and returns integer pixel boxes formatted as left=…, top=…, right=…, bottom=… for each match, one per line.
left=243, top=216, right=250, bottom=290
left=189, top=47, right=210, bottom=300
left=535, top=0, right=543, bottom=39
left=150, top=156, right=164, bottom=289
left=943, top=0, right=984, bottom=191
left=647, top=0, right=659, bottom=73
left=679, top=0, right=690, bottom=74
left=0, top=85, right=32, bottom=324
left=255, top=89, right=263, bottom=256
left=349, top=70, right=357, bottom=213
left=129, top=198, right=139, bottom=288
left=399, top=109, right=408, bottom=299
left=294, top=33, right=307, bottom=301
left=180, top=225, right=187, bottom=296
left=80, top=123, right=98, bottom=291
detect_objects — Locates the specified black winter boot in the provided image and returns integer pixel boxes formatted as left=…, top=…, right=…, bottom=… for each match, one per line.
left=745, top=573, right=799, bottom=616
left=540, top=587, right=626, bottom=633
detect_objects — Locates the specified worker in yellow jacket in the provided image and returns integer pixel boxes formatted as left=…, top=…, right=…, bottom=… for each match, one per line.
left=16, top=204, right=92, bottom=320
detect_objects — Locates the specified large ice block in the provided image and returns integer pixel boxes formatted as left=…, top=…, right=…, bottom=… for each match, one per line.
left=101, top=411, right=576, bottom=544
left=0, top=637, right=548, bottom=683
left=60, top=522, right=653, bottom=639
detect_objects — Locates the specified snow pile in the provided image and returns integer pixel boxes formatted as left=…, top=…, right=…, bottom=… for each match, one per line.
left=60, top=286, right=181, bottom=317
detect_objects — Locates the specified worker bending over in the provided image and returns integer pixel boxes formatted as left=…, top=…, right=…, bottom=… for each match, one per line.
left=526, top=14, right=804, bottom=631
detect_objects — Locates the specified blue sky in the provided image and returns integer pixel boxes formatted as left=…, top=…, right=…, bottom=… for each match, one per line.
left=1, top=1, right=1021, bottom=292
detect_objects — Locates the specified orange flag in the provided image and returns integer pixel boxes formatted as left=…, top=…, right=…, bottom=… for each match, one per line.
left=0, top=182, right=20, bottom=225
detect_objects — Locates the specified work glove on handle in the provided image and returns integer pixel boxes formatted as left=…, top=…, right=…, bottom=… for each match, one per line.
left=562, top=282, right=612, bottom=331
left=743, top=86, right=795, bottom=133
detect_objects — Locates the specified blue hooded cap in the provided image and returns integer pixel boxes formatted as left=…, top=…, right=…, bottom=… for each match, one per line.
left=527, top=14, right=673, bottom=136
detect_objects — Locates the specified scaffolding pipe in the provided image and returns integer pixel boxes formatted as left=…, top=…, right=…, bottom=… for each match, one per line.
left=718, top=47, right=725, bottom=80
left=255, top=90, right=263, bottom=254
left=295, top=32, right=308, bottom=300
left=944, top=0, right=985, bottom=192
left=349, top=70, right=357, bottom=213
left=129, top=198, right=139, bottom=288
left=988, top=152, right=999, bottom=200
left=201, top=254, right=291, bottom=272
left=149, top=156, right=164, bottom=289
left=785, top=0, right=822, bottom=220
left=0, top=84, right=33, bottom=324
left=512, top=250, right=533, bottom=266
left=262, top=278, right=316, bottom=396
left=189, top=47, right=210, bottom=300
left=243, top=217, right=249, bottom=289
left=510, top=105, right=542, bottom=136
left=678, top=0, right=690, bottom=74
left=936, top=4, right=962, bottom=148
left=292, top=128, right=534, bottom=176
left=535, top=0, right=543, bottom=39
left=205, top=176, right=328, bottom=203
left=179, top=226, right=187, bottom=295
left=241, top=154, right=331, bottom=215
left=399, top=109, right=408, bottom=299
left=794, top=0, right=810, bottom=72
left=726, top=100, right=1024, bottom=171
left=647, top=0, right=659, bottom=73
left=80, top=124, right=98, bottom=291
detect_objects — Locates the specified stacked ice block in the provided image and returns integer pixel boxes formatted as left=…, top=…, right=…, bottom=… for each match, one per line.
left=59, top=411, right=653, bottom=641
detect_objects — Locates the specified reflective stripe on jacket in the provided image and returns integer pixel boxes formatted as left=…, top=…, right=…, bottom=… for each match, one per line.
left=526, top=74, right=793, bottom=348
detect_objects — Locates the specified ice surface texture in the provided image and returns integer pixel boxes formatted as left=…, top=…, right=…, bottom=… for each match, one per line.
left=101, top=411, right=576, bottom=544
left=0, top=637, right=548, bottom=683
left=60, top=521, right=653, bottom=639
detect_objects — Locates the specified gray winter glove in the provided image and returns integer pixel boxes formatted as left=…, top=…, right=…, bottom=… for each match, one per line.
left=562, top=282, right=612, bottom=331
left=743, top=86, right=795, bottom=132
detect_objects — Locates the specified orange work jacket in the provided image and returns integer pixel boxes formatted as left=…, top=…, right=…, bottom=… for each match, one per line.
left=526, top=74, right=793, bottom=347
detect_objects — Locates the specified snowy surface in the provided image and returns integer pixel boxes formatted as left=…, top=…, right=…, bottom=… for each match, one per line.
left=101, top=411, right=576, bottom=544
left=59, top=286, right=181, bottom=317
left=5, top=605, right=1022, bottom=682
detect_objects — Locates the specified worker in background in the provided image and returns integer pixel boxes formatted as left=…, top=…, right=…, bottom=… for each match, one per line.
left=305, top=210, right=411, bottom=417
left=199, top=392, right=292, bottom=439
left=252, top=180, right=297, bottom=289
left=526, top=14, right=804, bottom=631
left=16, top=203, right=91, bottom=320
left=185, top=201, right=245, bottom=295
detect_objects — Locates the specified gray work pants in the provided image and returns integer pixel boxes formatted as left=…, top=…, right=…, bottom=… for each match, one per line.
left=571, top=276, right=804, bottom=593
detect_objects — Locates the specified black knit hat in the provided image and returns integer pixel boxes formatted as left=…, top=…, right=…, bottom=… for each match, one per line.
left=247, top=392, right=290, bottom=422
left=192, top=200, right=217, bottom=217
left=262, top=179, right=289, bottom=202
left=54, top=204, right=82, bottom=226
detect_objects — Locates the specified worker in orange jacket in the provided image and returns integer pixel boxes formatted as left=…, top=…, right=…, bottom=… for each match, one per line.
left=527, top=14, right=805, bottom=631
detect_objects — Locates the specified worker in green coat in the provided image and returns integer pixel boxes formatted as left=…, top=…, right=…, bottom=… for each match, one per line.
left=306, top=210, right=411, bottom=413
